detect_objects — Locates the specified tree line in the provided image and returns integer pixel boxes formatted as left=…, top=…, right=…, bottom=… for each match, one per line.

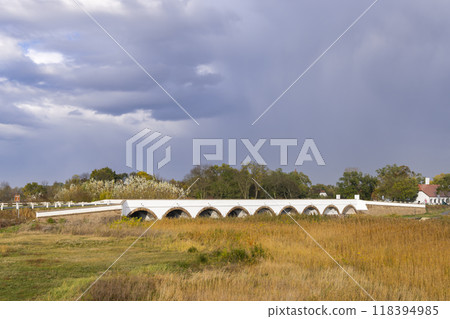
left=182, top=163, right=428, bottom=202
left=1, top=164, right=449, bottom=203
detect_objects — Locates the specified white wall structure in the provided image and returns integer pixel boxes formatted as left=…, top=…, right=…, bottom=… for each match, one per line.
left=36, top=205, right=122, bottom=218
left=363, top=201, right=426, bottom=208
left=121, top=199, right=369, bottom=219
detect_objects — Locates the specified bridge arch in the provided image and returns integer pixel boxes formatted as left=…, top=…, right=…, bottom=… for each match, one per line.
left=342, top=205, right=358, bottom=215
left=196, top=206, right=223, bottom=218
left=163, top=207, right=192, bottom=219
left=279, top=205, right=299, bottom=216
left=323, top=205, right=340, bottom=215
left=226, top=206, right=250, bottom=218
left=128, top=208, right=158, bottom=220
left=255, top=206, right=275, bottom=216
left=302, top=205, right=320, bottom=215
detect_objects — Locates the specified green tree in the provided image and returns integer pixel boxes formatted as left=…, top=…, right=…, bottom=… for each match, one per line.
left=373, top=164, right=422, bottom=202
left=262, top=168, right=295, bottom=198
left=288, top=170, right=311, bottom=198
left=184, top=164, right=311, bottom=200
left=116, top=172, right=129, bottom=181
left=236, top=166, right=252, bottom=199
left=136, top=171, right=153, bottom=180
left=90, top=167, right=117, bottom=181
left=209, top=164, right=241, bottom=198
left=309, top=184, right=336, bottom=199
left=65, top=173, right=89, bottom=185
left=183, top=165, right=211, bottom=199
left=187, top=164, right=242, bottom=199
left=0, top=182, right=14, bottom=202
left=261, top=169, right=311, bottom=199
left=23, top=182, right=47, bottom=201
left=433, top=173, right=450, bottom=193
left=47, top=182, right=64, bottom=202
left=336, top=171, right=377, bottom=200
left=246, top=163, right=269, bottom=199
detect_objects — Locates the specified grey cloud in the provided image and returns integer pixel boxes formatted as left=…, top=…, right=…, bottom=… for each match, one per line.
left=1, top=0, right=450, bottom=186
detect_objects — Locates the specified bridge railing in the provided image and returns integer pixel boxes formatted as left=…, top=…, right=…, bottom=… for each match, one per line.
left=0, top=199, right=122, bottom=211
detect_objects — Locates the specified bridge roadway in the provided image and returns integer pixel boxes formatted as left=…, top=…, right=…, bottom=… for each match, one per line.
left=121, top=199, right=368, bottom=220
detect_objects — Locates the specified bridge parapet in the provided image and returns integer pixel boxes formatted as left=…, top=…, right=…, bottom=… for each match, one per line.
left=121, top=199, right=368, bottom=219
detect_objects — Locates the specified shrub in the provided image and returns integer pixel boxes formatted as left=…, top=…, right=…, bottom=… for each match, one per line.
left=250, top=244, right=266, bottom=259
left=55, top=176, right=186, bottom=201
left=197, top=253, right=209, bottom=264
left=211, top=245, right=267, bottom=265
left=109, top=217, right=144, bottom=228
left=187, top=246, right=198, bottom=253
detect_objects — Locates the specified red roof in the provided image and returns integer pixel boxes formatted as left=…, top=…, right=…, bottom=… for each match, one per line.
left=418, top=184, right=450, bottom=197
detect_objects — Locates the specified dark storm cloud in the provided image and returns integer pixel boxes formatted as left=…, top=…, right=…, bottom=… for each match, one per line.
left=0, top=0, right=449, bottom=186
left=0, top=0, right=243, bottom=121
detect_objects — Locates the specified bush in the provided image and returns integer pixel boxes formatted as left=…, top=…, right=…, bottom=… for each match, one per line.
left=109, top=217, right=144, bottom=228
left=211, top=245, right=267, bottom=265
left=187, top=246, right=198, bottom=253
left=250, top=244, right=266, bottom=259
left=197, top=253, right=209, bottom=264
left=55, top=176, right=186, bottom=202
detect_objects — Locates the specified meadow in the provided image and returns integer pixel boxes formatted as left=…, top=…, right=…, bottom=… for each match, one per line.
left=0, top=213, right=448, bottom=301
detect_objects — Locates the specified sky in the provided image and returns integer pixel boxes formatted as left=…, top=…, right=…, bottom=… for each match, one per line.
left=0, top=0, right=449, bottom=187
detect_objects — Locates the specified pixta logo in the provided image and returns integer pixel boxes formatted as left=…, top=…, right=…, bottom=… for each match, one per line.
left=126, top=128, right=172, bottom=175
left=126, top=130, right=325, bottom=175
left=193, top=138, right=325, bottom=166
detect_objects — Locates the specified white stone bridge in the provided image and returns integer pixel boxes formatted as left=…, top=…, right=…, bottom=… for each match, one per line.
left=121, top=199, right=368, bottom=220
left=34, top=199, right=425, bottom=219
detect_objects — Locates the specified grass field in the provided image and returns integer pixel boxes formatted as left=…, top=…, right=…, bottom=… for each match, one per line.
left=0, top=214, right=448, bottom=301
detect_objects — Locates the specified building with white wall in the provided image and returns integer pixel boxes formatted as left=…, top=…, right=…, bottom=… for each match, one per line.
left=416, top=178, right=450, bottom=204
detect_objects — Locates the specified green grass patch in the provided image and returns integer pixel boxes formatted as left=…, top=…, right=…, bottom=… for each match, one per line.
left=0, top=232, right=195, bottom=300
left=0, top=225, right=20, bottom=234
left=400, top=211, right=448, bottom=219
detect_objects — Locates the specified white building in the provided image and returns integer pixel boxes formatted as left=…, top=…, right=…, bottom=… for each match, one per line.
left=319, top=190, right=328, bottom=197
left=416, top=178, right=450, bottom=205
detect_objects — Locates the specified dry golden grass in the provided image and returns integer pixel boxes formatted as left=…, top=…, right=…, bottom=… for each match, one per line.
left=73, top=216, right=450, bottom=300
left=0, top=208, right=35, bottom=226
left=1, top=214, right=449, bottom=301
left=139, top=216, right=449, bottom=301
